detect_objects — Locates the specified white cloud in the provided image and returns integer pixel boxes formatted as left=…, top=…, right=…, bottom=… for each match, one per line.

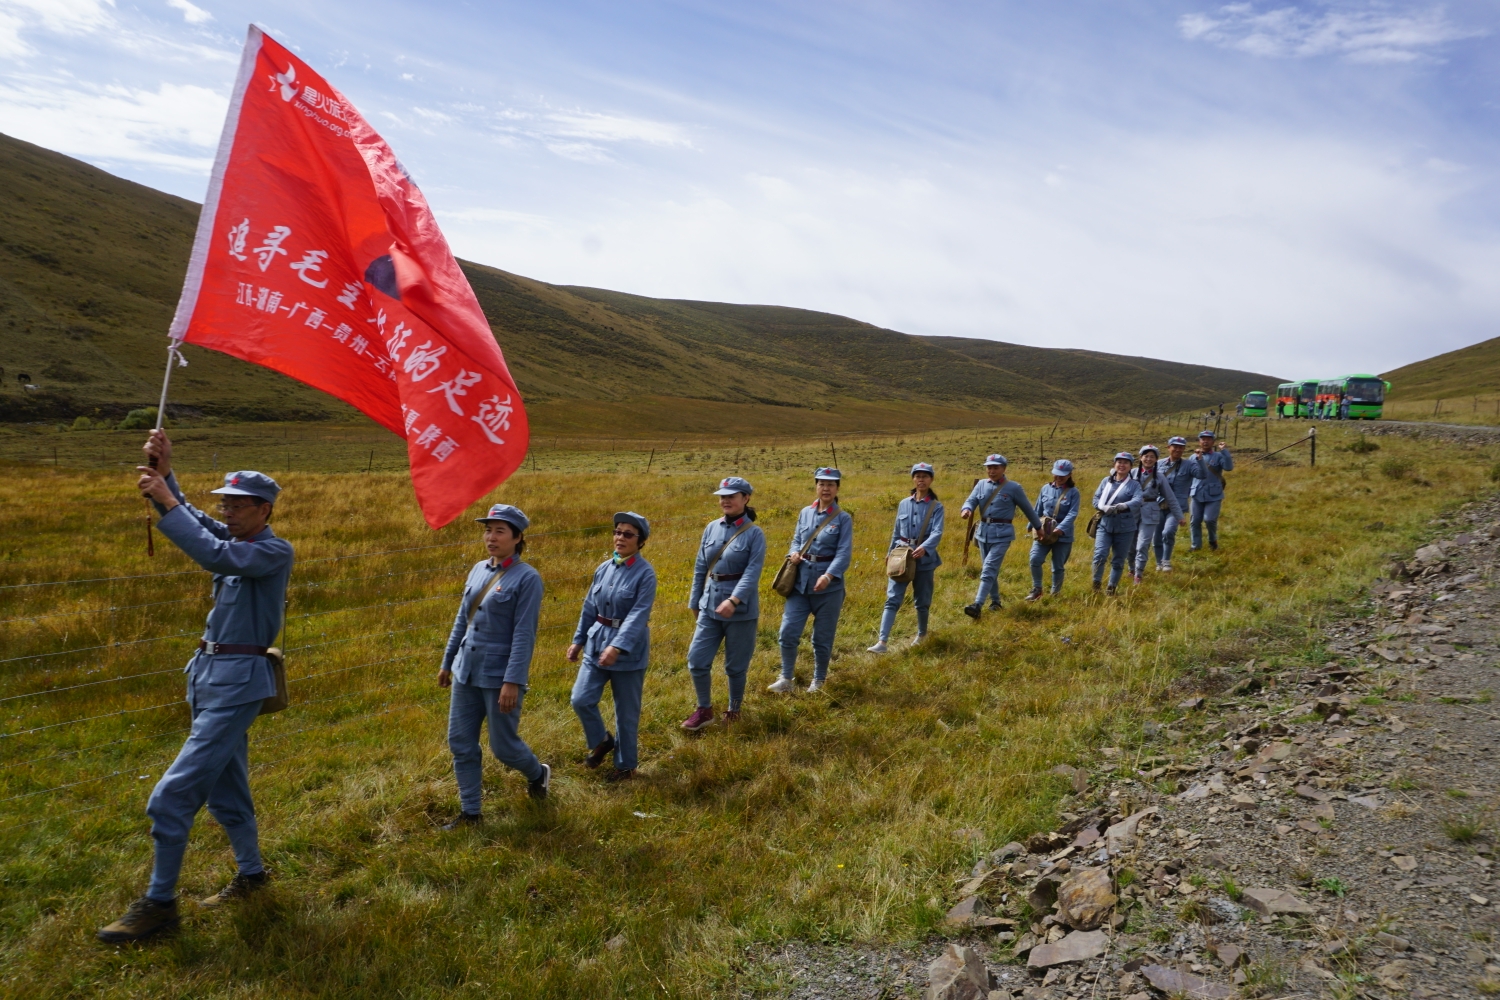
left=543, top=110, right=693, bottom=148
left=0, top=0, right=112, bottom=55
left=0, top=78, right=225, bottom=172
left=164, top=0, right=211, bottom=25
left=1180, top=3, right=1482, bottom=62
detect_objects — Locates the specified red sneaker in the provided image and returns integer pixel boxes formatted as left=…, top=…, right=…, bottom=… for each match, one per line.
left=680, top=706, right=716, bottom=731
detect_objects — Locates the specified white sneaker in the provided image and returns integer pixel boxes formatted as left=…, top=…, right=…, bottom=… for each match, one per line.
left=767, top=676, right=795, bottom=694
left=808, top=677, right=825, bottom=693
left=867, top=640, right=889, bottom=653
left=909, top=633, right=927, bottom=647
left=1160, top=563, right=1172, bottom=573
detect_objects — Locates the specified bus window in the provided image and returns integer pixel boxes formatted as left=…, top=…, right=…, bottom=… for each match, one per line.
left=1347, top=379, right=1385, bottom=403
left=1245, top=392, right=1268, bottom=408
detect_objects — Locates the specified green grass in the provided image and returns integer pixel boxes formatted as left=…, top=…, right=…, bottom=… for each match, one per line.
left=0, top=419, right=1487, bottom=998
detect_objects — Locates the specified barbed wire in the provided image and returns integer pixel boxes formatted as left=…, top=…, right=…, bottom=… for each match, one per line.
left=0, top=595, right=209, bottom=627
left=0, top=666, right=182, bottom=705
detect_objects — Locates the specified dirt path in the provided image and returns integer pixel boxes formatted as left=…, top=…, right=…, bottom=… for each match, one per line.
left=750, top=495, right=1500, bottom=998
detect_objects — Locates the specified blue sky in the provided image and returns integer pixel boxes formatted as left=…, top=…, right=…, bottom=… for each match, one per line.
left=2, top=0, right=1497, bottom=379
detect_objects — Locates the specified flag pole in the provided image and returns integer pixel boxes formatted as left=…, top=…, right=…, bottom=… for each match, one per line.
left=145, top=343, right=183, bottom=557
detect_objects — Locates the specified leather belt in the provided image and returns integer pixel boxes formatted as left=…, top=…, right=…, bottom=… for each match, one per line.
left=198, top=641, right=269, bottom=656
left=710, top=573, right=741, bottom=581
left=983, top=518, right=1014, bottom=523
left=595, top=615, right=623, bottom=628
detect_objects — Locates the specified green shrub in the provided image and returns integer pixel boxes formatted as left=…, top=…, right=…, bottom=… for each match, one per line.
left=117, top=407, right=160, bottom=431
left=1348, top=436, right=1379, bottom=454
left=1489, top=462, right=1500, bottom=484
left=1380, top=457, right=1413, bottom=480
left=68, top=415, right=94, bottom=431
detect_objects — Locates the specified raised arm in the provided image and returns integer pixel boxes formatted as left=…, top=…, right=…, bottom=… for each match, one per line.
left=155, top=508, right=292, bottom=577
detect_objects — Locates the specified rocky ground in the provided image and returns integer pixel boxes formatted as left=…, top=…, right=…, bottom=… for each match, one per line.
left=750, top=494, right=1500, bottom=998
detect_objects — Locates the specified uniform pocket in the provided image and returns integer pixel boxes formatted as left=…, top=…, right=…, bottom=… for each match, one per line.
left=217, top=576, right=242, bottom=604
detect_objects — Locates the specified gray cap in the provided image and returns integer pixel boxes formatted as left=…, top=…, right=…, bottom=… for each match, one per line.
left=614, top=511, right=650, bottom=543
left=1113, top=451, right=1135, bottom=463
left=476, top=503, right=529, bottom=532
left=210, top=470, right=281, bottom=503
left=713, top=476, right=753, bottom=496
left=1050, top=459, right=1073, bottom=476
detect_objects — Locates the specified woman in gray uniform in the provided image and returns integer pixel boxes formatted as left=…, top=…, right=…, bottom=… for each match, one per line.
left=770, top=468, right=853, bottom=694
left=437, top=503, right=549, bottom=828
left=1129, top=444, right=1182, bottom=583
left=568, top=512, right=657, bottom=780
left=1025, top=459, right=1081, bottom=600
left=869, top=462, right=945, bottom=651
left=1090, top=453, right=1143, bottom=595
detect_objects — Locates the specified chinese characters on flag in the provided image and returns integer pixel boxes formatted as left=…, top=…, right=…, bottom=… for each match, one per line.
left=169, top=25, right=528, bottom=527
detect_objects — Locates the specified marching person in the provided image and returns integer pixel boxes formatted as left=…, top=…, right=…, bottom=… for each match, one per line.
left=869, top=462, right=945, bottom=652
left=98, top=431, right=293, bottom=943
left=1154, top=436, right=1198, bottom=572
left=568, top=512, right=657, bottom=778
left=1130, top=444, right=1183, bottom=582
left=771, top=468, right=853, bottom=694
left=1187, top=429, right=1234, bottom=551
left=680, top=478, right=766, bottom=731
left=1025, top=459, right=1080, bottom=600
left=1091, top=452, right=1143, bottom=595
left=436, top=503, right=549, bottom=830
left=959, top=454, right=1043, bottom=619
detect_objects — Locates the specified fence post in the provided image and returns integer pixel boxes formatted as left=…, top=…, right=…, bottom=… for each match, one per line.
left=1309, top=426, right=1316, bottom=467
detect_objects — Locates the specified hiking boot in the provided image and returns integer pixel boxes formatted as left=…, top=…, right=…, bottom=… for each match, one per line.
left=604, top=768, right=635, bottom=783
left=681, top=705, right=717, bottom=730
left=441, top=811, right=482, bottom=830
left=199, top=870, right=268, bottom=909
left=808, top=677, right=825, bottom=693
left=1209, top=542, right=1219, bottom=551
left=96, top=896, right=179, bottom=944
left=1106, top=585, right=1117, bottom=596
left=1024, top=588, right=1042, bottom=602
left=1092, top=581, right=1102, bottom=592
left=962, top=603, right=981, bottom=620
left=722, top=709, right=742, bottom=725
left=766, top=676, right=795, bottom=694
left=1049, top=588, right=1061, bottom=596
left=1159, top=562, right=1172, bottom=573
left=528, top=763, right=551, bottom=800
left=585, top=734, right=616, bottom=769
left=866, top=640, right=889, bottom=653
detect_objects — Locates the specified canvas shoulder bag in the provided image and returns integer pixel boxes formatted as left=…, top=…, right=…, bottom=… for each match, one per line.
left=772, top=506, right=839, bottom=598
left=259, top=646, right=288, bottom=715
left=886, top=497, right=938, bottom=584
left=1085, top=480, right=1125, bottom=540
left=1035, top=486, right=1066, bottom=546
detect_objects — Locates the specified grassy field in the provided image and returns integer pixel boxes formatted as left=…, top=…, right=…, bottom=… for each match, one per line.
left=0, top=418, right=1489, bottom=998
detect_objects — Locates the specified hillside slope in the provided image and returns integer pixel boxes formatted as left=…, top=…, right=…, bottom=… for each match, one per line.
left=0, top=131, right=1280, bottom=427
left=1381, top=337, right=1500, bottom=401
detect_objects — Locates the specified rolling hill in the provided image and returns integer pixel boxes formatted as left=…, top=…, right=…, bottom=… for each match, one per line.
left=1382, top=337, right=1500, bottom=402
left=0, top=131, right=1282, bottom=433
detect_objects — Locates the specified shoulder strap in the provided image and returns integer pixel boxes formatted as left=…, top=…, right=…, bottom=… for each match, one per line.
left=705, top=520, right=756, bottom=578
left=465, top=564, right=507, bottom=625
left=799, top=505, right=839, bottom=555
left=912, top=497, right=938, bottom=542
left=1050, top=486, right=1064, bottom=518
left=976, top=482, right=998, bottom=518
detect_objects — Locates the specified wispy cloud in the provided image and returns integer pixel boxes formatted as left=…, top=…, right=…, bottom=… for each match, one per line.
left=0, top=0, right=113, bottom=56
left=1180, top=3, right=1481, bottom=63
left=164, top=0, right=212, bottom=26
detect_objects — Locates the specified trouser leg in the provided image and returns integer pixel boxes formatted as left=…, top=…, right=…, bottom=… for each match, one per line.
left=779, top=594, right=813, bottom=679
left=1207, top=519, right=1218, bottom=547
left=482, top=684, right=542, bottom=783
left=1201, top=499, right=1222, bottom=546
left=145, top=700, right=263, bottom=901
left=570, top=660, right=611, bottom=753
left=1051, top=541, right=1072, bottom=591
left=203, top=717, right=262, bottom=877
left=721, top=618, right=757, bottom=710
left=912, top=570, right=934, bottom=634
left=447, top=681, right=489, bottom=815
left=608, top=669, right=646, bottom=770
left=1029, top=541, right=1046, bottom=591
left=1091, top=529, right=1111, bottom=585
left=1161, top=513, right=1181, bottom=565
left=685, top=616, right=726, bottom=708
left=879, top=576, right=908, bottom=641
left=809, top=589, right=846, bottom=681
left=1190, top=499, right=1206, bottom=549
left=1108, top=530, right=1130, bottom=588
left=1133, top=521, right=1155, bottom=577
left=974, top=536, right=1011, bottom=606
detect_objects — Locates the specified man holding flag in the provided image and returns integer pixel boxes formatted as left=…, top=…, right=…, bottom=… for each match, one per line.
left=98, top=432, right=291, bottom=943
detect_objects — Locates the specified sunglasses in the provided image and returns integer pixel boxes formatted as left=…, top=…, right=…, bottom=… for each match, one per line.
left=215, top=501, right=265, bottom=513
left=612, top=528, right=639, bottom=539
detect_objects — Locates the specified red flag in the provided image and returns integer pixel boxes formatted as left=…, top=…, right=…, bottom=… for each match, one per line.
left=169, top=25, right=528, bottom=528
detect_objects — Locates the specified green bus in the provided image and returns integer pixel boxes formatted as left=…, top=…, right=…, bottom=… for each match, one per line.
left=1314, top=375, right=1389, bottom=420
left=1275, top=380, right=1320, bottom=417
left=1241, top=391, right=1268, bottom=417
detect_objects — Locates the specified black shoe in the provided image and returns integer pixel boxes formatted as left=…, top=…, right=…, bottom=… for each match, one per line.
left=1024, top=588, right=1042, bottom=602
left=1106, top=585, right=1117, bottom=596
left=199, top=870, right=268, bottom=909
left=1092, top=581, right=1101, bottom=592
left=962, top=603, right=981, bottom=620
left=441, top=812, right=482, bottom=830
left=1209, top=543, right=1219, bottom=551
left=96, top=896, right=179, bottom=943
left=528, top=762, right=552, bottom=800
left=585, top=734, right=616, bottom=770
left=604, top=768, right=636, bottom=783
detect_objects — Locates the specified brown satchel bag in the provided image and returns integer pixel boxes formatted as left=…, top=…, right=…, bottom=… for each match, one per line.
left=886, top=497, right=938, bottom=584
left=772, top=505, right=839, bottom=598
left=1033, top=485, right=1067, bottom=546
left=259, top=647, right=288, bottom=715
